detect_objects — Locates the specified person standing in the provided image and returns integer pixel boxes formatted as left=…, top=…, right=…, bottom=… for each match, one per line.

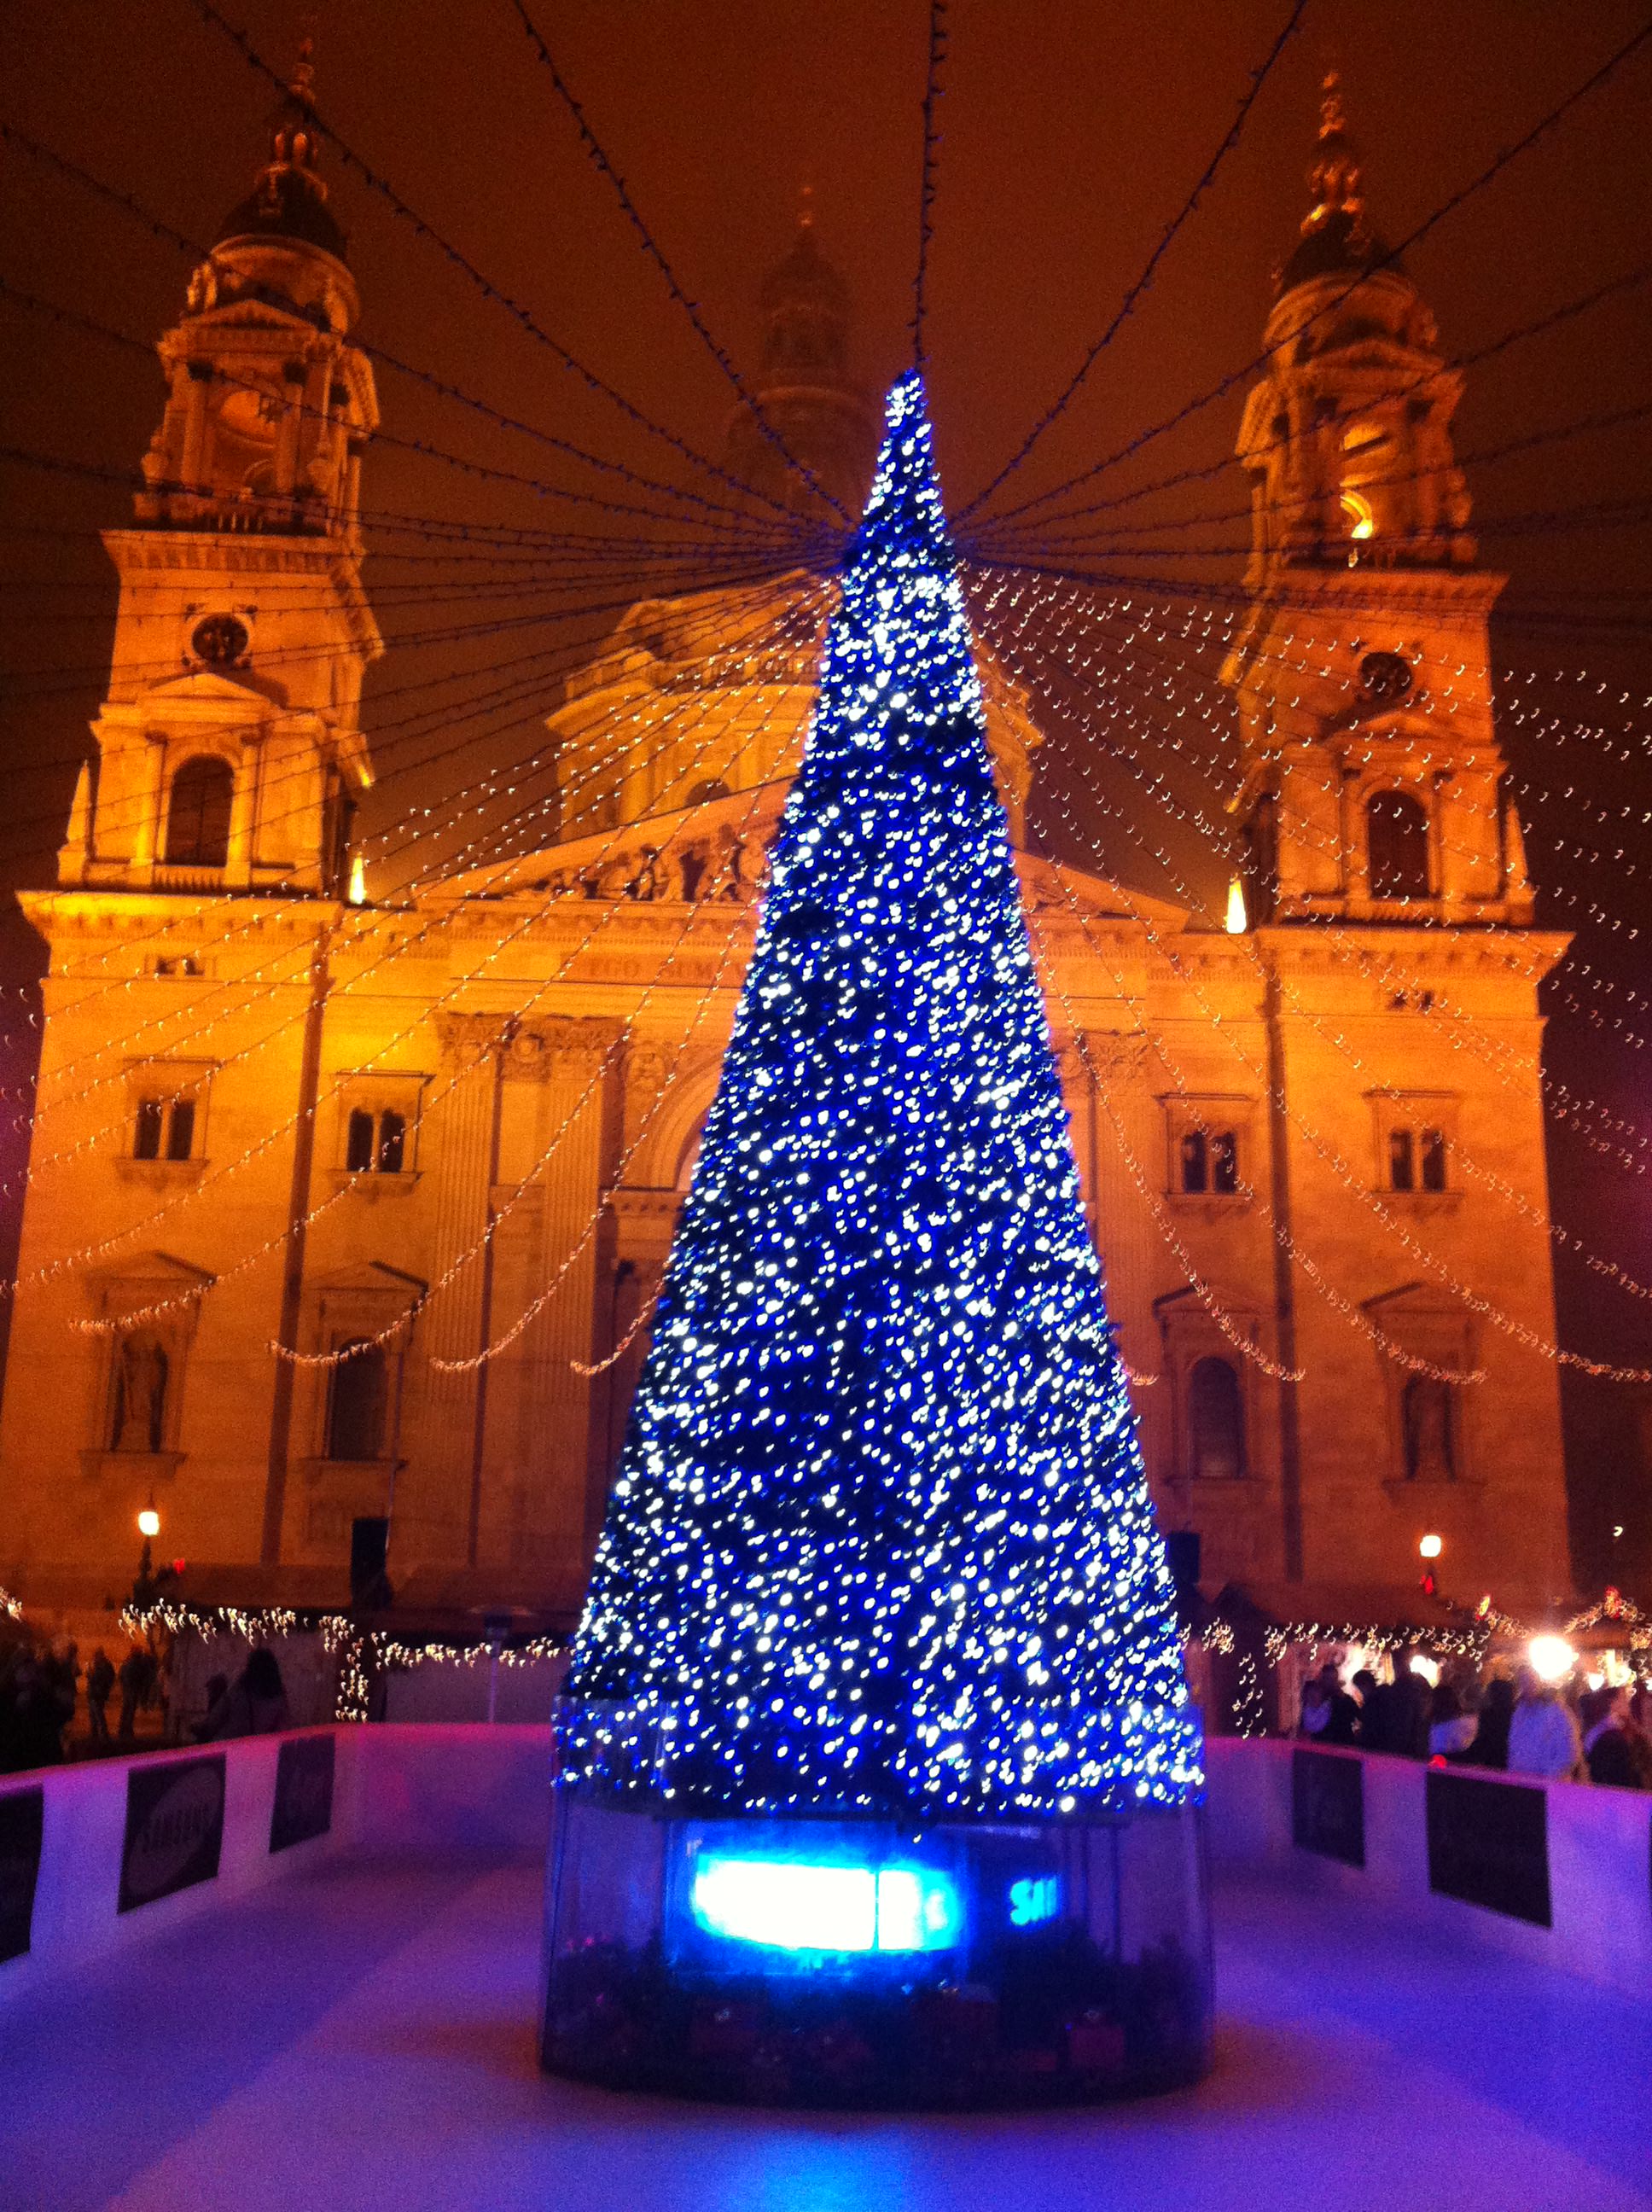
left=85, top=1647, right=114, bottom=1745
left=1580, top=1686, right=1650, bottom=1789
left=1508, top=1668, right=1583, bottom=1782
left=116, top=1645, right=148, bottom=1742
left=1461, top=1675, right=1515, bottom=1769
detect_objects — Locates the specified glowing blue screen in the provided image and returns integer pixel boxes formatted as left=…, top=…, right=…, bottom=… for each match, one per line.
left=689, top=1853, right=963, bottom=1953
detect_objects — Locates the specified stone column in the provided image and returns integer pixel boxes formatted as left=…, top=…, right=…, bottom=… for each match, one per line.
left=225, top=737, right=259, bottom=888
left=131, top=734, right=167, bottom=882
left=404, top=1012, right=507, bottom=1565
left=474, top=1018, right=621, bottom=1591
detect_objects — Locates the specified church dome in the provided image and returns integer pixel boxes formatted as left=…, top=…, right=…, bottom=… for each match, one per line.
left=1275, top=73, right=1397, bottom=300
left=214, top=42, right=349, bottom=265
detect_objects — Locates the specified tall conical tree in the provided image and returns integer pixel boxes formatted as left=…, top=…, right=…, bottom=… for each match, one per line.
left=564, top=373, right=1201, bottom=1820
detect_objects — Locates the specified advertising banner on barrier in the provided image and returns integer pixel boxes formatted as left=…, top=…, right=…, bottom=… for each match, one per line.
left=1426, top=1768, right=1552, bottom=1926
left=1291, top=1747, right=1365, bottom=1867
left=270, top=1732, right=335, bottom=1854
left=0, top=1786, right=45, bottom=1963
left=119, top=1755, right=225, bottom=1914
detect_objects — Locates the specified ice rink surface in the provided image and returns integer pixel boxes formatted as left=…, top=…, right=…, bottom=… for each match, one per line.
left=4, top=1853, right=1649, bottom=2212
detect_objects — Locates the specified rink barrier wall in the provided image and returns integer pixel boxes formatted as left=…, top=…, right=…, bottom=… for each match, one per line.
left=4, top=1728, right=1648, bottom=2001
left=0, top=1723, right=551, bottom=1997
left=1203, top=1735, right=1652, bottom=2000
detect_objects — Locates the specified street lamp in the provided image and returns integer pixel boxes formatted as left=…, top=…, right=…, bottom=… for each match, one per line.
left=1527, top=1633, right=1576, bottom=1685
left=1418, top=1531, right=1443, bottom=1595
left=131, top=1505, right=177, bottom=1610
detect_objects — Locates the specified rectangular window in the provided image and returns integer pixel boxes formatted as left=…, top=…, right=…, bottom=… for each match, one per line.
left=1421, top=1127, right=1447, bottom=1192
left=133, top=1098, right=164, bottom=1161
left=1388, top=1128, right=1416, bottom=1192
left=375, top=1110, right=406, bottom=1174
left=346, top=1109, right=375, bottom=1173
left=165, top=1097, right=196, bottom=1162
left=1211, top=1131, right=1239, bottom=1196
left=1179, top=1132, right=1207, bottom=1194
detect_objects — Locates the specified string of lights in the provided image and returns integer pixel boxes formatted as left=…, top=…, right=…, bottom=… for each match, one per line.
left=0, top=267, right=826, bottom=550
left=508, top=0, right=850, bottom=525
left=188, top=0, right=811, bottom=527
left=970, top=397, right=1652, bottom=566
left=966, top=247, right=1652, bottom=548
left=21, top=595, right=798, bottom=1144
left=0, top=578, right=821, bottom=1086
left=0, top=119, right=828, bottom=545
left=971, top=567, right=1652, bottom=1062
left=964, top=12, right=1652, bottom=536
left=910, top=0, right=948, bottom=372
left=954, top=0, right=1308, bottom=522
left=48, top=632, right=826, bottom=1336
left=977, top=575, right=1652, bottom=1367
left=19, top=583, right=826, bottom=1294
left=988, top=565, right=1652, bottom=1184
left=991, top=645, right=1652, bottom=1380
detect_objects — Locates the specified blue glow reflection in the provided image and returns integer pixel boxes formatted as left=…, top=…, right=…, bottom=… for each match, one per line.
left=689, top=1853, right=963, bottom=1953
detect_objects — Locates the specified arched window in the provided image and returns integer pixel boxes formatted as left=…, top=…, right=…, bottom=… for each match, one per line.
left=1366, top=789, right=1429, bottom=900
left=326, top=1341, right=387, bottom=1462
left=1402, top=1376, right=1457, bottom=1481
left=1188, top=1356, right=1244, bottom=1481
left=164, top=755, right=234, bottom=868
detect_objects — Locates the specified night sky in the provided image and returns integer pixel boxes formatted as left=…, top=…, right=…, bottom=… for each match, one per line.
left=2, top=2, right=1649, bottom=1585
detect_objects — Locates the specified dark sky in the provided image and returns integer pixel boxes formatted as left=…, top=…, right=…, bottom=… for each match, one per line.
left=2, top=1, right=1651, bottom=1577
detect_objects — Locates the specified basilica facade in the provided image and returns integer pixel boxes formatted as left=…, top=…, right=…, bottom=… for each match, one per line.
left=0, top=73, right=1573, bottom=1622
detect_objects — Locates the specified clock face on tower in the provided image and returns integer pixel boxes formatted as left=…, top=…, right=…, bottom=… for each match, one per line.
left=1358, top=649, right=1414, bottom=703
left=191, top=613, right=249, bottom=667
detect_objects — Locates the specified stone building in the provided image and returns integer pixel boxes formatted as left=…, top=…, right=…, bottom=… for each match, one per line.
left=0, top=72, right=1573, bottom=1622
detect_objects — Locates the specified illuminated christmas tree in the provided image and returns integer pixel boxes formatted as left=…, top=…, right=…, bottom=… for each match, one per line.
left=562, top=372, right=1201, bottom=1820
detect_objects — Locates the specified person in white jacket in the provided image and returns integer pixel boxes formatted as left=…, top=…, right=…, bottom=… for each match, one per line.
left=1506, top=1669, right=1584, bottom=1782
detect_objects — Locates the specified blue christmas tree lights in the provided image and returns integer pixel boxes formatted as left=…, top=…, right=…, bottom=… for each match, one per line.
left=561, top=371, right=1202, bottom=1822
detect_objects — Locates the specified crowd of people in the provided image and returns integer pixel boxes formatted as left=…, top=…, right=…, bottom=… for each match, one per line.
left=0, top=1627, right=289, bottom=1774
left=1298, top=1650, right=1652, bottom=1787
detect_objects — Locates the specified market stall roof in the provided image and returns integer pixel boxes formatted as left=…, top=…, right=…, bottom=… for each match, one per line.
left=1210, top=1580, right=1481, bottom=1643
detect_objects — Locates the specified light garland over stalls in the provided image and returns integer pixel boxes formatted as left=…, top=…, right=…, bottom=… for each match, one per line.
left=562, top=372, right=1201, bottom=1821
left=118, top=1594, right=570, bottom=1724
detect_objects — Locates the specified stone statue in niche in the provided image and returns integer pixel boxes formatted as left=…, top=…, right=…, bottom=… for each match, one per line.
left=112, top=1332, right=169, bottom=1453
left=1402, top=1375, right=1454, bottom=1483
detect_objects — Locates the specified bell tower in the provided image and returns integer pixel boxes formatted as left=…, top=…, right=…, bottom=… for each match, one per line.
left=59, top=43, right=381, bottom=898
left=724, top=191, right=881, bottom=521
left=1220, top=77, right=1532, bottom=926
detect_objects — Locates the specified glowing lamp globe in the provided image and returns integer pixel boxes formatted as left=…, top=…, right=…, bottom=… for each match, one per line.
left=1418, top=1533, right=1443, bottom=1561
left=540, top=376, right=1211, bottom=2109
left=137, top=1509, right=161, bottom=1540
left=1527, top=1634, right=1575, bottom=1685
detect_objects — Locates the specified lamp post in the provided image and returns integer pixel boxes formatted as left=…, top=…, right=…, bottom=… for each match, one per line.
left=131, top=1505, right=177, bottom=1611
left=1418, top=1531, right=1443, bottom=1597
